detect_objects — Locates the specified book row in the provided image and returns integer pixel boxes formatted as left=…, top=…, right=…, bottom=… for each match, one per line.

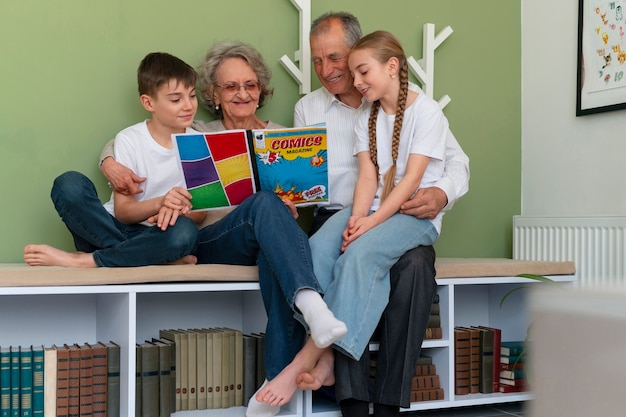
left=149, top=328, right=266, bottom=414
left=0, top=342, right=120, bottom=417
left=454, top=326, right=528, bottom=396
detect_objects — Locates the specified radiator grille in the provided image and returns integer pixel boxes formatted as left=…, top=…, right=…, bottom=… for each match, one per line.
left=513, top=216, right=626, bottom=287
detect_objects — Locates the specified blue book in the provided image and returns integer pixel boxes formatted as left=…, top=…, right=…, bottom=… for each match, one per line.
left=30, top=347, right=43, bottom=417
left=20, top=347, right=33, bottom=417
left=500, top=341, right=525, bottom=357
left=1, top=347, right=11, bottom=417
left=10, top=347, right=20, bottom=417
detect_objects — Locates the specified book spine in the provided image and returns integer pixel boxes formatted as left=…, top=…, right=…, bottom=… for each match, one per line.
left=453, top=329, right=470, bottom=395
left=88, top=344, right=106, bottom=417
left=10, top=346, right=20, bottom=417
left=31, top=347, right=43, bottom=417
left=105, top=342, right=120, bottom=417
left=20, top=346, right=33, bottom=417
left=139, top=344, right=159, bottom=417
left=64, top=345, right=79, bottom=417
left=78, top=344, right=93, bottom=417
left=1, top=348, right=10, bottom=417
left=55, top=346, right=69, bottom=417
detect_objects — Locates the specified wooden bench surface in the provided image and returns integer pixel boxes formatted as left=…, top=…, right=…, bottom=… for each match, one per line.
left=0, top=258, right=575, bottom=287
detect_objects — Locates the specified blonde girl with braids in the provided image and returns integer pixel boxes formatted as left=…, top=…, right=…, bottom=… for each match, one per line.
left=307, top=30, right=449, bottom=365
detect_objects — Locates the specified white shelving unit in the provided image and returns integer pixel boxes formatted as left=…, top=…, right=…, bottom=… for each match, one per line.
left=0, top=275, right=574, bottom=417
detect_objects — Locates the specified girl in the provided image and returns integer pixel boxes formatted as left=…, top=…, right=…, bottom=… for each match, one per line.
left=309, top=29, right=448, bottom=366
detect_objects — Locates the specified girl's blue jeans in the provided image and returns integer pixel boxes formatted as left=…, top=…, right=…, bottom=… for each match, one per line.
left=309, top=206, right=438, bottom=360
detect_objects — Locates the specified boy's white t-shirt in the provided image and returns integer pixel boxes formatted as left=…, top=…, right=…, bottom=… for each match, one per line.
left=354, top=93, right=447, bottom=232
left=103, top=120, right=197, bottom=218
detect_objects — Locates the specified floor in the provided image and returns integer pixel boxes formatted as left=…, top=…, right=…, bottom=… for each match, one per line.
left=404, top=402, right=526, bottom=417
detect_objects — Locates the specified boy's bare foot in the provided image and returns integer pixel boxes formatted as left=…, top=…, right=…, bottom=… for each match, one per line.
left=167, top=255, right=197, bottom=265
left=23, top=244, right=97, bottom=268
left=296, top=347, right=335, bottom=390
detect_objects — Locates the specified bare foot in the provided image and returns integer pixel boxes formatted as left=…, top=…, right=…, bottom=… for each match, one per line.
left=255, top=338, right=323, bottom=407
left=23, top=244, right=97, bottom=267
left=167, top=255, right=197, bottom=265
left=296, top=347, right=335, bottom=390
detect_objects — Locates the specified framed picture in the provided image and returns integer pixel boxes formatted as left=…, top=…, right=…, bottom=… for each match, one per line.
left=577, top=0, right=626, bottom=116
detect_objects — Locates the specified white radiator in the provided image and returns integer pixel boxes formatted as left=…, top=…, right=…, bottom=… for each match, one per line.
left=513, top=216, right=626, bottom=287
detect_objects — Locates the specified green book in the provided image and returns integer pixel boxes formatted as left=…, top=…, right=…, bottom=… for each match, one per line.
left=31, top=346, right=44, bottom=417
left=10, top=346, right=20, bottom=417
left=138, top=343, right=158, bottom=417
left=20, top=346, right=33, bottom=417
left=104, top=342, right=120, bottom=417
left=1, top=347, right=11, bottom=417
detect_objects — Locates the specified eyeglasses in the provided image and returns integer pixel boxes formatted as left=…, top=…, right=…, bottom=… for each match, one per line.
left=215, top=81, right=261, bottom=95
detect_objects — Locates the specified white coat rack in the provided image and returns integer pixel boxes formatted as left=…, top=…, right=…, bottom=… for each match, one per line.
left=279, top=0, right=311, bottom=94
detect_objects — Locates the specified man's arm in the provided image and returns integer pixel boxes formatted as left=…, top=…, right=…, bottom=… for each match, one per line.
left=99, top=138, right=146, bottom=196
left=400, top=131, right=469, bottom=219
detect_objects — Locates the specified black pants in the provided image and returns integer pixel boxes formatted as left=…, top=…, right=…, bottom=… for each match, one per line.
left=310, top=210, right=438, bottom=409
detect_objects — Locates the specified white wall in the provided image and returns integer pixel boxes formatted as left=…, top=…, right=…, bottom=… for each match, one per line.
left=522, top=0, right=626, bottom=216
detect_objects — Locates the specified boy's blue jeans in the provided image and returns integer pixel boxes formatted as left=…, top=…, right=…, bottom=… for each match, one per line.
left=195, top=190, right=323, bottom=380
left=51, top=171, right=197, bottom=267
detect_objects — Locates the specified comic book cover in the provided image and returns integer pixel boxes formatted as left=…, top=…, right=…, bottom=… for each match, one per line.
left=250, top=125, right=328, bottom=207
left=172, top=125, right=328, bottom=211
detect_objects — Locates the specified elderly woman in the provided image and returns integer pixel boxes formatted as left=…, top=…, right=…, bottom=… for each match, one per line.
left=98, top=42, right=347, bottom=417
left=194, top=41, right=283, bottom=131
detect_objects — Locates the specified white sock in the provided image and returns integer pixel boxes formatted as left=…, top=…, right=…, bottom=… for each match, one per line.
left=246, top=380, right=280, bottom=417
left=294, top=289, right=347, bottom=348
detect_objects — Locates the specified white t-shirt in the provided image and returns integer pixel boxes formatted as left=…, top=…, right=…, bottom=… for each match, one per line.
left=354, top=93, right=447, bottom=232
left=103, top=121, right=198, bottom=218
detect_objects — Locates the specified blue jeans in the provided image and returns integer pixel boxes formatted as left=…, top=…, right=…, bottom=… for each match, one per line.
left=309, top=206, right=438, bottom=360
left=195, top=190, right=322, bottom=380
left=51, top=171, right=198, bottom=267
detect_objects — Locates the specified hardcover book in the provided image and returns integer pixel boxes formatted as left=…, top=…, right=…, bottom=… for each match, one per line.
left=104, top=342, right=120, bottom=417
left=1, top=347, right=10, bottom=417
left=500, top=341, right=525, bottom=357
left=172, top=125, right=329, bottom=210
left=87, top=343, right=107, bottom=417
left=473, top=327, right=495, bottom=394
left=31, top=346, right=44, bottom=417
left=53, top=345, right=69, bottom=417
left=158, top=330, right=183, bottom=411
left=138, top=342, right=159, bottom=417
left=241, top=335, right=257, bottom=407
left=63, top=344, right=80, bottom=417
left=10, top=346, right=19, bottom=417
left=20, top=346, right=32, bottom=417
left=149, top=339, right=172, bottom=417
left=77, top=344, right=93, bottom=417
left=478, top=326, right=502, bottom=392
left=453, top=329, right=470, bottom=395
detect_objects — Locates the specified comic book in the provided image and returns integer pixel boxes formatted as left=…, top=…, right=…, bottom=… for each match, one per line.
left=172, top=125, right=328, bottom=210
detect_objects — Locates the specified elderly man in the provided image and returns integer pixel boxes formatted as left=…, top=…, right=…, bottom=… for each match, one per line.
left=293, top=11, right=469, bottom=417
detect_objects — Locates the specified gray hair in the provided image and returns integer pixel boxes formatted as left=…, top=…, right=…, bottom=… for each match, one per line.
left=197, top=41, right=273, bottom=116
left=310, top=11, right=362, bottom=48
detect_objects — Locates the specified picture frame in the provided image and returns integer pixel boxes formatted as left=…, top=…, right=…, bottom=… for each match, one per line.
left=577, top=0, right=626, bottom=116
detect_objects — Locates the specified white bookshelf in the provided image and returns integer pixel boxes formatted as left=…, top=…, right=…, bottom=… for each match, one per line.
left=0, top=275, right=574, bottom=417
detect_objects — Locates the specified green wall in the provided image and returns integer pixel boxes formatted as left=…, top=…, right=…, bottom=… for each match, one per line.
left=0, top=0, right=520, bottom=262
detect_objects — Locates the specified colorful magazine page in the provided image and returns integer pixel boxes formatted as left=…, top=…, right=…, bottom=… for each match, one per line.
left=173, top=125, right=329, bottom=211
left=250, top=125, right=328, bottom=207
left=173, top=130, right=257, bottom=211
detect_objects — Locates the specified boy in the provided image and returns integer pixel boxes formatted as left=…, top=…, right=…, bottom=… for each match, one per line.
left=24, top=52, right=204, bottom=267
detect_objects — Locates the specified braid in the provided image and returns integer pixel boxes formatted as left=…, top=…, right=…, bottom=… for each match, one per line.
left=368, top=100, right=381, bottom=167
left=380, top=61, right=409, bottom=202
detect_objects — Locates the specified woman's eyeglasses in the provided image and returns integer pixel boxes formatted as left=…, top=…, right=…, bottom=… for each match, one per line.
left=215, top=81, right=261, bottom=95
